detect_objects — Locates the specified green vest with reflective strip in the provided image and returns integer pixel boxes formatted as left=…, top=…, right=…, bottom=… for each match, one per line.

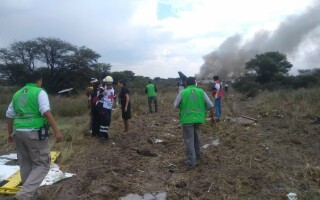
left=180, top=85, right=206, bottom=124
left=12, top=83, right=47, bottom=129
left=146, top=84, right=157, bottom=97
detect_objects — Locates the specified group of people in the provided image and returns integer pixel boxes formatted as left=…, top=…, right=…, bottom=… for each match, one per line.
left=87, top=76, right=131, bottom=138
left=5, top=71, right=224, bottom=199
left=87, top=77, right=159, bottom=140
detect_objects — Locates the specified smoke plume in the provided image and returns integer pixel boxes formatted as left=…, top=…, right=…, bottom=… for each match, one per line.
left=197, top=1, right=320, bottom=80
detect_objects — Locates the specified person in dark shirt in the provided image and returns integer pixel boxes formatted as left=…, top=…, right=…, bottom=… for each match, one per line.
left=117, top=79, right=131, bottom=134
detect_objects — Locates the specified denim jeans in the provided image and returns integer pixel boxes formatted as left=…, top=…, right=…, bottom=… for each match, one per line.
left=214, top=98, right=221, bottom=119
left=148, top=96, right=158, bottom=113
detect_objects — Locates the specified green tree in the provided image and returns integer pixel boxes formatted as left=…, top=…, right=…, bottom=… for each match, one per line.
left=36, top=37, right=76, bottom=77
left=0, top=48, right=28, bottom=85
left=91, top=63, right=111, bottom=81
left=10, top=40, right=39, bottom=71
left=123, top=70, right=135, bottom=80
left=245, top=52, right=292, bottom=83
left=0, top=38, right=111, bottom=92
left=110, top=71, right=128, bottom=82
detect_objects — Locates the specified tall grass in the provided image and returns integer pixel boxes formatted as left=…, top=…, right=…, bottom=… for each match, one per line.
left=50, top=95, right=88, bottom=117
left=0, top=86, right=20, bottom=119
left=253, top=87, right=320, bottom=119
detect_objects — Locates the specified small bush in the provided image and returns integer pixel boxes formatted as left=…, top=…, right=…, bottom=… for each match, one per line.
left=233, top=79, right=261, bottom=97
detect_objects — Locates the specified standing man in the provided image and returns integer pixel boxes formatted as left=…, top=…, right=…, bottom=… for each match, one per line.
left=99, top=76, right=115, bottom=140
left=87, top=78, right=99, bottom=136
left=145, top=80, right=158, bottom=113
left=117, top=79, right=131, bottom=134
left=174, top=77, right=215, bottom=167
left=212, top=75, right=223, bottom=121
left=6, top=72, right=62, bottom=200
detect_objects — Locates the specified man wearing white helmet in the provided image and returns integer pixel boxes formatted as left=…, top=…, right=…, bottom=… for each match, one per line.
left=98, top=76, right=115, bottom=140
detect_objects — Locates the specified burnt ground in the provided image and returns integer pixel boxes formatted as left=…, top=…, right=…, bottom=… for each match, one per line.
left=2, top=92, right=320, bottom=200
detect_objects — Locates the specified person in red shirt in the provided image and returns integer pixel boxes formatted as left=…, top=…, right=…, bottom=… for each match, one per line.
left=211, top=75, right=223, bottom=121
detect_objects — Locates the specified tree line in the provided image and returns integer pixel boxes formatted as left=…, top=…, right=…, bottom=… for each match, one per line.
left=233, top=51, right=320, bottom=97
left=0, top=37, right=179, bottom=93
left=0, top=37, right=113, bottom=92
left=3, top=38, right=317, bottom=96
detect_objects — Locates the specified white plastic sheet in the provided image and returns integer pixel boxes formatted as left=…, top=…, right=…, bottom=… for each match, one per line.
left=0, top=153, right=75, bottom=186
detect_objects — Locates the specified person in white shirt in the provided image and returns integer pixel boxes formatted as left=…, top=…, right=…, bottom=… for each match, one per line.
left=98, top=76, right=115, bottom=140
left=6, top=72, right=62, bottom=200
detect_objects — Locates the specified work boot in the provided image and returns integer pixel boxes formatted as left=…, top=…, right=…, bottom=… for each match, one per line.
left=184, top=160, right=196, bottom=168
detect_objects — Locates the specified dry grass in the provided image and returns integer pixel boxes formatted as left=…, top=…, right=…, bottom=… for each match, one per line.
left=1, top=86, right=320, bottom=199
left=253, top=88, right=320, bottom=119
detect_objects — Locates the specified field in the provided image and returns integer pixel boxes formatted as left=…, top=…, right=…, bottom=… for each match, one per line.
left=0, top=85, right=320, bottom=200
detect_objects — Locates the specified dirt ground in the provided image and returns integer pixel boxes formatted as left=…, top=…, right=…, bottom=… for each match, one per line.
left=2, top=92, right=320, bottom=200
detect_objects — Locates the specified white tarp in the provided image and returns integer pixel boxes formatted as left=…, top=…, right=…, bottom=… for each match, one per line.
left=0, top=153, right=75, bottom=186
left=0, top=153, right=19, bottom=180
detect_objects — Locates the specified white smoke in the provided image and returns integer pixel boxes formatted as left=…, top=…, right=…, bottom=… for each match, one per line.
left=198, top=1, right=320, bottom=80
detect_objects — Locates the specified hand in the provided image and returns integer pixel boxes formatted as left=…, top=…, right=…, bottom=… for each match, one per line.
left=215, top=94, right=218, bottom=99
left=55, top=131, right=62, bottom=143
left=7, top=134, right=14, bottom=144
left=124, top=107, right=128, bottom=112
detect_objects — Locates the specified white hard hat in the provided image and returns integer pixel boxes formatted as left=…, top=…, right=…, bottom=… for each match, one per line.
left=103, top=76, right=113, bottom=84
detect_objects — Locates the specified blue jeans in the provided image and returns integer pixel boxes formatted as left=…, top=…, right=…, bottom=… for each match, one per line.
left=214, top=98, right=221, bottom=119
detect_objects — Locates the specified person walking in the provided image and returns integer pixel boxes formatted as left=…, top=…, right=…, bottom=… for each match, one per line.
left=174, top=76, right=215, bottom=167
left=145, top=80, right=158, bottom=113
left=6, top=71, right=62, bottom=200
left=117, top=79, right=131, bottom=134
left=211, top=75, right=223, bottom=121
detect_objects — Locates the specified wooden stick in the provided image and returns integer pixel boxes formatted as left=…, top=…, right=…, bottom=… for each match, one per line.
left=240, top=115, right=258, bottom=122
left=207, top=182, right=213, bottom=193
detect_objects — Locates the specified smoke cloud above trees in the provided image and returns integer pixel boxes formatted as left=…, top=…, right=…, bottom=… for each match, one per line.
left=198, top=1, right=320, bottom=80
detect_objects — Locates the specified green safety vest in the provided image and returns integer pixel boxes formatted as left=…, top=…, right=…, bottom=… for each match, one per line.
left=180, top=85, right=206, bottom=124
left=12, top=83, right=47, bottom=129
left=146, top=83, right=157, bottom=97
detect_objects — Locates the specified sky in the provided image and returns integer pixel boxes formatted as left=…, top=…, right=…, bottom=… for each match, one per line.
left=0, top=0, right=319, bottom=79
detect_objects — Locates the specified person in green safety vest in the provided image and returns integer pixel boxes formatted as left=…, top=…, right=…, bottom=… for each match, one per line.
left=174, top=76, right=215, bottom=167
left=6, top=71, right=62, bottom=200
left=145, top=80, right=158, bottom=113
